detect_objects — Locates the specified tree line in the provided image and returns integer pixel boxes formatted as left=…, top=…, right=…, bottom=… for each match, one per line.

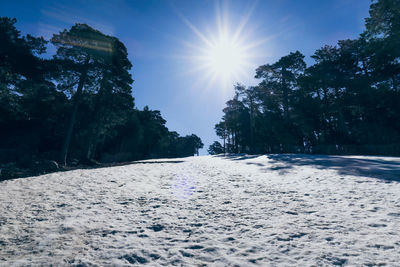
left=209, top=0, right=400, bottom=156
left=0, top=18, right=203, bottom=178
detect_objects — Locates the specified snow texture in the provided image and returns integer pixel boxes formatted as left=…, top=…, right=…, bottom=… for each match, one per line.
left=1, top=154, right=400, bottom=266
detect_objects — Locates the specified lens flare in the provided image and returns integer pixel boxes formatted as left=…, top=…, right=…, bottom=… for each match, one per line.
left=171, top=174, right=196, bottom=200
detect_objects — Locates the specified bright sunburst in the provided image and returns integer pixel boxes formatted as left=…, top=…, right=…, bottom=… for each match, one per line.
left=203, top=34, right=246, bottom=81
left=178, top=2, right=264, bottom=89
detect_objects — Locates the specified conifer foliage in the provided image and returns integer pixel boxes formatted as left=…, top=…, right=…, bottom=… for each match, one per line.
left=0, top=20, right=202, bottom=178
left=211, top=0, right=400, bottom=156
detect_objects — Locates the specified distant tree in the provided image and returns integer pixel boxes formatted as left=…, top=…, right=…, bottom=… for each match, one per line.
left=137, top=106, right=169, bottom=158
left=191, top=134, right=204, bottom=156
left=181, top=134, right=204, bottom=156
left=208, top=141, right=224, bottom=155
left=215, top=121, right=228, bottom=153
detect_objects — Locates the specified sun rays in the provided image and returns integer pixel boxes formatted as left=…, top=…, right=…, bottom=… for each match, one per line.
left=177, top=1, right=264, bottom=90
left=200, top=32, right=248, bottom=83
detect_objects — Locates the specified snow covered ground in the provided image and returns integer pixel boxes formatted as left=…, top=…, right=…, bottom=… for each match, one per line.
left=1, top=154, right=400, bottom=266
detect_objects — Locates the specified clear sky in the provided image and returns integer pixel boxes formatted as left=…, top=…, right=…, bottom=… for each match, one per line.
left=2, top=0, right=371, bottom=154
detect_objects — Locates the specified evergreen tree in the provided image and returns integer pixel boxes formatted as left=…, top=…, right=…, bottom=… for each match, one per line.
left=208, top=141, right=224, bottom=155
left=51, top=24, right=134, bottom=165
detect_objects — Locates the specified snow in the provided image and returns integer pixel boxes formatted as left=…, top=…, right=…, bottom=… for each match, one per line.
left=1, top=154, right=400, bottom=266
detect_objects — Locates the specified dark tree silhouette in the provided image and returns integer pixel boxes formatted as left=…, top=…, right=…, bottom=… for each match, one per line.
left=51, top=24, right=109, bottom=165
left=212, top=0, right=400, bottom=156
left=0, top=19, right=203, bottom=179
left=208, top=141, right=224, bottom=155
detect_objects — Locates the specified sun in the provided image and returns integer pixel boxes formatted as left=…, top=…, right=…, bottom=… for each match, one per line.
left=194, top=28, right=253, bottom=87
left=204, top=34, right=246, bottom=81
left=177, top=3, right=263, bottom=89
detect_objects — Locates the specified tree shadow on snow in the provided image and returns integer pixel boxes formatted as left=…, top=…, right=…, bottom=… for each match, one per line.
left=213, top=154, right=261, bottom=161
left=227, top=154, right=400, bottom=182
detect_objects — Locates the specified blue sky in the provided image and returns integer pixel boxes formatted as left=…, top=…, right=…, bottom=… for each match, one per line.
left=2, top=0, right=371, bottom=154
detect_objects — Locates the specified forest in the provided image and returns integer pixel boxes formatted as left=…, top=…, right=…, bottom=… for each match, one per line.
left=209, top=0, right=400, bottom=156
left=2, top=0, right=400, bottom=180
left=0, top=19, right=203, bottom=179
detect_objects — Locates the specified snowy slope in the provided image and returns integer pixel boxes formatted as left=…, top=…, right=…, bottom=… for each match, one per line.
left=1, top=154, right=400, bottom=266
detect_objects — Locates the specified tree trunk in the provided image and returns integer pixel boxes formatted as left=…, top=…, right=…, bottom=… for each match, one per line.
left=60, top=56, right=90, bottom=166
left=393, top=76, right=398, bottom=91
left=86, top=71, right=108, bottom=160
left=249, top=97, right=255, bottom=153
left=86, top=130, right=101, bottom=160
left=223, top=136, right=226, bottom=155
left=281, top=69, right=289, bottom=120
left=223, top=123, right=227, bottom=155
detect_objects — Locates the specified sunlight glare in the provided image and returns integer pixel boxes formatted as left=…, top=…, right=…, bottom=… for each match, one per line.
left=205, top=34, right=246, bottom=81
left=177, top=1, right=266, bottom=91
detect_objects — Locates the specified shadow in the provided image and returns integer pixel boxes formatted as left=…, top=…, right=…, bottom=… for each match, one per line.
left=246, top=162, right=265, bottom=167
left=227, top=154, right=400, bottom=182
left=129, top=160, right=184, bottom=164
left=232, top=155, right=262, bottom=161
left=1, top=159, right=185, bottom=182
left=213, top=154, right=261, bottom=161
left=61, top=159, right=185, bottom=172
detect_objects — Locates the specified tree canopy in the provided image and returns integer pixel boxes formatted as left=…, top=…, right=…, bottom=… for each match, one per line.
left=0, top=19, right=203, bottom=179
left=210, top=0, right=400, bottom=156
